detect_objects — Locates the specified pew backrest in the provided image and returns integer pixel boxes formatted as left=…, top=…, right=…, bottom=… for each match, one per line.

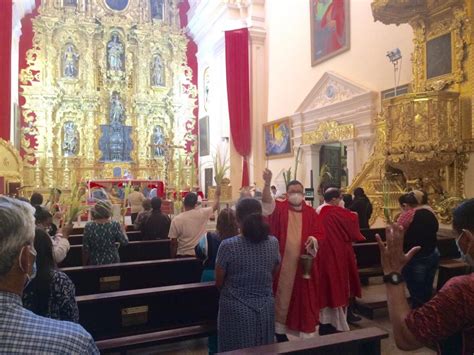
left=218, top=327, right=388, bottom=354
left=68, top=230, right=143, bottom=245
left=63, top=258, right=203, bottom=295
left=77, top=282, right=218, bottom=340
left=59, top=239, right=171, bottom=267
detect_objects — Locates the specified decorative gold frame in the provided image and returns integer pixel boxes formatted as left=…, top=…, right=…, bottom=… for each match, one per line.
left=263, top=117, right=293, bottom=160
left=310, top=0, right=350, bottom=66
left=411, top=6, right=470, bottom=91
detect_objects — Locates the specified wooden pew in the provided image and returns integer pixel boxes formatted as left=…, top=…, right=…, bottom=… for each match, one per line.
left=59, top=239, right=171, bottom=268
left=218, top=327, right=388, bottom=355
left=63, top=258, right=203, bottom=295
left=436, top=236, right=469, bottom=289
left=353, top=242, right=383, bottom=285
left=76, top=282, right=218, bottom=349
left=68, top=230, right=143, bottom=246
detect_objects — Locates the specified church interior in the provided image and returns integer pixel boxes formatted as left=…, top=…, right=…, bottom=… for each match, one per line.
left=0, top=0, right=473, bottom=354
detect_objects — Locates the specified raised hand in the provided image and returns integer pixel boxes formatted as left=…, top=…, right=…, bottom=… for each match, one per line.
left=375, top=224, right=420, bottom=274
left=263, top=168, right=272, bottom=186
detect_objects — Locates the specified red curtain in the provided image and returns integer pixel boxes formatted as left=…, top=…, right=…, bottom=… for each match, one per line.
left=0, top=1, right=13, bottom=141
left=225, top=28, right=251, bottom=187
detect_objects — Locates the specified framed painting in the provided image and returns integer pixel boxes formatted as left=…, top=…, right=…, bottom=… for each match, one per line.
left=199, top=116, right=210, bottom=157
left=264, top=117, right=293, bottom=159
left=310, top=0, right=350, bottom=66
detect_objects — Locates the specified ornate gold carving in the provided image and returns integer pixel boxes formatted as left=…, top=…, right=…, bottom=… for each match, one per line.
left=302, top=121, right=354, bottom=145
left=20, top=0, right=197, bottom=191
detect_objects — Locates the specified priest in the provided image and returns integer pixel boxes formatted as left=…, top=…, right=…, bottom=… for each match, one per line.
left=316, top=187, right=365, bottom=334
left=268, top=179, right=322, bottom=340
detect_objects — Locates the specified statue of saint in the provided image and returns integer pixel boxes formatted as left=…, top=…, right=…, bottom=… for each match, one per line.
left=151, top=55, right=164, bottom=86
left=63, top=121, right=79, bottom=156
left=150, top=0, right=164, bottom=20
left=152, top=125, right=165, bottom=156
left=63, top=43, right=79, bottom=78
left=110, top=92, right=125, bottom=125
left=107, top=33, right=124, bottom=71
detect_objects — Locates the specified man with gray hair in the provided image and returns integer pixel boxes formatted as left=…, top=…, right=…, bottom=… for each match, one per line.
left=0, top=197, right=99, bottom=354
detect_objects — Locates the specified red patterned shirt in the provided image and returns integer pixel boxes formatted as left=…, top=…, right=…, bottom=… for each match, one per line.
left=405, top=273, right=474, bottom=354
left=397, top=209, right=415, bottom=231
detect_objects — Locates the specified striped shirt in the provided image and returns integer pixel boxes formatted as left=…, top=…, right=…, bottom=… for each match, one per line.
left=0, top=291, right=98, bottom=354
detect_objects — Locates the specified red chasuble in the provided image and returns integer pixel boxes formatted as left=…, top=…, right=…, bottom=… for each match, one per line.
left=268, top=200, right=322, bottom=333
left=316, top=205, right=365, bottom=309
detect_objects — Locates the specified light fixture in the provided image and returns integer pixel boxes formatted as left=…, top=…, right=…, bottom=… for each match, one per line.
left=386, top=48, right=402, bottom=97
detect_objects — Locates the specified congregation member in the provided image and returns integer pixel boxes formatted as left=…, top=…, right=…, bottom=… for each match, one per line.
left=0, top=197, right=99, bottom=353
left=30, top=191, right=44, bottom=206
left=139, top=197, right=171, bottom=240
left=316, top=188, right=366, bottom=333
left=35, top=206, right=71, bottom=264
left=401, top=191, right=439, bottom=308
left=83, top=200, right=129, bottom=265
left=349, top=187, right=372, bottom=228
left=195, top=208, right=239, bottom=282
left=133, top=198, right=152, bottom=230
left=268, top=179, right=322, bottom=340
left=127, top=185, right=146, bottom=224
left=377, top=198, right=474, bottom=354
left=342, top=193, right=353, bottom=209
left=216, top=198, right=280, bottom=352
left=23, top=228, right=79, bottom=322
left=169, top=186, right=220, bottom=258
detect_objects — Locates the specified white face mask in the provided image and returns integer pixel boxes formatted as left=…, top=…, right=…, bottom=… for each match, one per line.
left=288, top=193, right=304, bottom=206
left=339, top=199, right=345, bottom=208
left=19, top=245, right=37, bottom=288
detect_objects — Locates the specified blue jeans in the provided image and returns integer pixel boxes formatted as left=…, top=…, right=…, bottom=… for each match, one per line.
left=402, top=250, right=440, bottom=308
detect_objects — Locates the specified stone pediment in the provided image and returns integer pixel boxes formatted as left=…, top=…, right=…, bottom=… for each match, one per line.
left=296, top=71, right=373, bottom=113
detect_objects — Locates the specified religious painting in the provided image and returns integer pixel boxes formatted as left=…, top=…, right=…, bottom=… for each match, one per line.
left=310, top=0, right=350, bottom=66
left=426, top=33, right=452, bottom=80
left=264, top=118, right=293, bottom=159
left=199, top=116, right=210, bottom=157
left=150, top=0, right=164, bottom=20
left=105, top=0, right=129, bottom=11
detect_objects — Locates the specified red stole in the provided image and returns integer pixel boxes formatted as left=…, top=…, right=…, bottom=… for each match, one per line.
left=316, top=205, right=365, bottom=308
left=268, top=200, right=322, bottom=333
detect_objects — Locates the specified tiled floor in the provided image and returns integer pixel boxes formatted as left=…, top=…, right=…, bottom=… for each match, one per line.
left=130, top=277, right=436, bottom=354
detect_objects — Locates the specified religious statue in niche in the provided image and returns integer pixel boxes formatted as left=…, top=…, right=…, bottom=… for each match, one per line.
left=110, top=91, right=125, bottom=125
left=62, top=121, right=79, bottom=156
left=150, top=0, right=165, bottom=20
left=62, top=43, right=79, bottom=78
left=152, top=125, right=165, bottom=157
left=107, top=33, right=125, bottom=72
left=63, top=0, right=77, bottom=6
left=151, top=55, right=165, bottom=86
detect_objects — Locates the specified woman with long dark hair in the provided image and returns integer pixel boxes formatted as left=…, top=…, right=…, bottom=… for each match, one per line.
left=195, top=208, right=239, bottom=282
left=23, top=228, right=79, bottom=322
left=215, top=198, right=280, bottom=352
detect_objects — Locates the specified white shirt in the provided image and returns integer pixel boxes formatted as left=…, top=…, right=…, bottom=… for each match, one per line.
left=168, top=207, right=214, bottom=256
left=52, top=235, right=70, bottom=264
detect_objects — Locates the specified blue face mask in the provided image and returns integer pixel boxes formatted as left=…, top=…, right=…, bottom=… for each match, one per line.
left=456, top=231, right=474, bottom=267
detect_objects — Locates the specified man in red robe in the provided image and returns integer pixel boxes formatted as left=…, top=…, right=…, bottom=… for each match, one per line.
left=316, top=187, right=365, bottom=334
left=268, top=180, right=323, bottom=340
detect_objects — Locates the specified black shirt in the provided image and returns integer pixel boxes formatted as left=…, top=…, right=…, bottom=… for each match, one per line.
left=404, top=208, right=439, bottom=258
left=140, top=210, right=171, bottom=240
left=349, top=195, right=373, bottom=229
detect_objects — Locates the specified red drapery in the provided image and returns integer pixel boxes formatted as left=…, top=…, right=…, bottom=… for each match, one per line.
left=0, top=1, right=13, bottom=141
left=225, top=28, right=251, bottom=188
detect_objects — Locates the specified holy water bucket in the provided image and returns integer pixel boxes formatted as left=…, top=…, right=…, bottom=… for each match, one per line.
left=300, top=254, right=314, bottom=279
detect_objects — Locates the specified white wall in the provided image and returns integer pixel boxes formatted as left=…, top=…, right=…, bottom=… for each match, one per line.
left=265, top=0, right=414, bottom=182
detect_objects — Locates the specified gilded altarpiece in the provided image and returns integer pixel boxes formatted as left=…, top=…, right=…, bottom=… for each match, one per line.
left=20, top=0, right=197, bottom=190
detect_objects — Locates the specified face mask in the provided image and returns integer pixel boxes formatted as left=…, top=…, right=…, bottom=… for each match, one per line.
left=288, top=193, right=304, bottom=206
left=339, top=199, right=345, bottom=208
left=456, top=231, right=474, bottom=266
left=19, top=246, right=37, bottom=288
